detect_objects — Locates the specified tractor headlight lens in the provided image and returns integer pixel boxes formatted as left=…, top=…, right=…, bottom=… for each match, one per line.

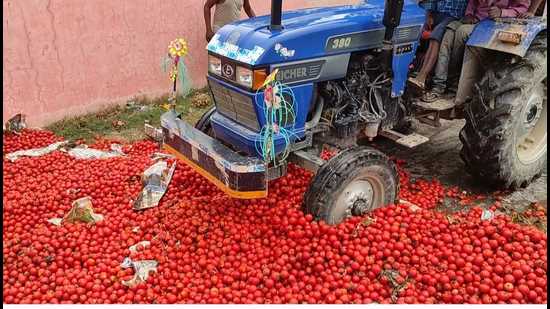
left=236, top=66, right=253, bottom=88
left=208, top=55, right=222, bottom=75
left=236, top=67, right=267, bottom=90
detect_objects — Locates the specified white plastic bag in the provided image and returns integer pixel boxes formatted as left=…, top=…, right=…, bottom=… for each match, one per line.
left=6, top=141, right=69, bottom=162
left=133, top=160, right=176, bottom=210
left=66, top=144, right=125, bottom=160
left=48, top=197, right=103, bottom=225
left=120, top=257, right=158, bottom=287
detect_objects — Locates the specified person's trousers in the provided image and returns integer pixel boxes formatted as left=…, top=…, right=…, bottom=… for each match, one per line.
left=455, top=45, right=488, bottom=106
left=433, top=23, right=476, bottom=93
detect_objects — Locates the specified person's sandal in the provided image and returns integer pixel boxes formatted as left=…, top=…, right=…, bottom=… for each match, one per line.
left=421, top=90, right=441, bottom=103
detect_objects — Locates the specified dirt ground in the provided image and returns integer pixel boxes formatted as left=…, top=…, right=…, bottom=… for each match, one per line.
left=373, top=119, right=547, bottom=212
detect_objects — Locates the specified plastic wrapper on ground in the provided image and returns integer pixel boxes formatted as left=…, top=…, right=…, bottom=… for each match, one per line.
left=129, top=241, right=151, bottom=253
left=120, top=258, right=158, bottom=287
left=48, top=197, right=104, bottom=225
left=66, top=144, right=125, bottom=159
left=133, top=160, right=177, bottom=210
left=6, top=141, right=69, bottom=162
left=4, top=114, right=27, bottom=133
left=481, top=209, right=495, bottom=221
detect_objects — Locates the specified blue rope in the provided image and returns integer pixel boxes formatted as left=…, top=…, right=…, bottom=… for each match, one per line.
left=254, top=81, right=297, bottom=165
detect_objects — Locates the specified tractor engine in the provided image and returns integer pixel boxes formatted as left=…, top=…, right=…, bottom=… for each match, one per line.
left=319, top=53, right=403, bottom=141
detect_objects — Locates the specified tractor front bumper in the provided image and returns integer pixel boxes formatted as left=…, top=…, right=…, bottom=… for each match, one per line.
left=160, top=110, right=267, bottom=199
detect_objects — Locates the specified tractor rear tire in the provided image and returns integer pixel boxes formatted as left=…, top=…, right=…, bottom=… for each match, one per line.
left=459, top=34, right=547, bottom=189
left=195, top=107, right=216, bottom=136
left=303, top=146, right=399, bottom=225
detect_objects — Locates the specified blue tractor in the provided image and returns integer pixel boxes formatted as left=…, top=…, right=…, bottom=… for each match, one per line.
left=161, top=0, right=547, bottom=224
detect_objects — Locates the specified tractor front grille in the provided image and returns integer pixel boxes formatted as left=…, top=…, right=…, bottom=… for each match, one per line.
left=209, top=79, right=260, bottom=131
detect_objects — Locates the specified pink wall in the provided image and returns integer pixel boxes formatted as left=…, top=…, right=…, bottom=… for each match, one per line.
left=3, top=0, right=354, bottom=127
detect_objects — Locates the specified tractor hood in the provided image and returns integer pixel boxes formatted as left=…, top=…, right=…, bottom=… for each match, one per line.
left=207, top=0, right=425, bottom=66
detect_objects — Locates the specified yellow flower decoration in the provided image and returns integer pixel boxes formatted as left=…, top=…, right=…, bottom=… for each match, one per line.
left=261, top=68, right=279, bottom=88
left=169, top=67, right=178, bottom=82
left=168, top=38, right=188, bottom=58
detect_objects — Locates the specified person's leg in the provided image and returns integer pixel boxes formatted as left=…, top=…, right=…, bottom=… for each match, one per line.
left=409, top=14, right=456, bottom=90
left=446, top=24, right=474, bottom=93
left=452, top=24, right=477, bottom=106
left=446, top=24, right=479, bottom=118
left=432, top=29, right=456, bottom=93
left=414, top=40, right=441, bottom=86
left=450, top=24, right=475, bottom=71
left=455, top=45, right=488, bottom=106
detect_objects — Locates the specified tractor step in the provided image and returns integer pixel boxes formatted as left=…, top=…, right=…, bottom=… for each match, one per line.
left=413, top=97, right=456, bottom=111
left=379, top=129, right=429, bottom=148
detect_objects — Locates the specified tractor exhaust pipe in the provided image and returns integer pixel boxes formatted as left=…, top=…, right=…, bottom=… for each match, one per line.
left=382, top=0, right=404, bottom=72
left=270, top=0, right=283, bottom=30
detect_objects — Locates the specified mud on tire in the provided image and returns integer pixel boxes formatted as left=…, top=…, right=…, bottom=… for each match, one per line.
left=459, top=34, right=547, bottom=189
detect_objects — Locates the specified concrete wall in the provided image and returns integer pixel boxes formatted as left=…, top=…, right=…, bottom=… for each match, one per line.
left=3, top=0, right=355, bottom=127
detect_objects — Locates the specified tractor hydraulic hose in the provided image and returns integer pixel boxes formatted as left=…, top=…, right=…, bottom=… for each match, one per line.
left=305, top=97, right=324, bottom=131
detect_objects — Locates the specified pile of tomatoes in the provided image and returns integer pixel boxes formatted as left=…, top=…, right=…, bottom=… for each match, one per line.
left=3, top=129, right=547, bottom=304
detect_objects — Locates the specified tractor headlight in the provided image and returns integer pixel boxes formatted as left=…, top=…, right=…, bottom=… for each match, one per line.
left=236, top=66, right=253, bottom=88
left=235, top=67, right=267, bottom=90
left=208, top=55, right=222, bottom=75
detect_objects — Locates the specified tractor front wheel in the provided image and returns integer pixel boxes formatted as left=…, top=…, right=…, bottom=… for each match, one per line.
left=195, top=107, right=216, bottom=136
left=303, top=147, right=399, bottom=225
left=459, top=34, right=547, bottom=189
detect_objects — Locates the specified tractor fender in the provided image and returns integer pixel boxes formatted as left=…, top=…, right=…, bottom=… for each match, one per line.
left=466, top=17, right=547, bottom=57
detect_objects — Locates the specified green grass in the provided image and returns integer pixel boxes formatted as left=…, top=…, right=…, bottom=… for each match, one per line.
left=46, top=88, right=213, bottom=143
